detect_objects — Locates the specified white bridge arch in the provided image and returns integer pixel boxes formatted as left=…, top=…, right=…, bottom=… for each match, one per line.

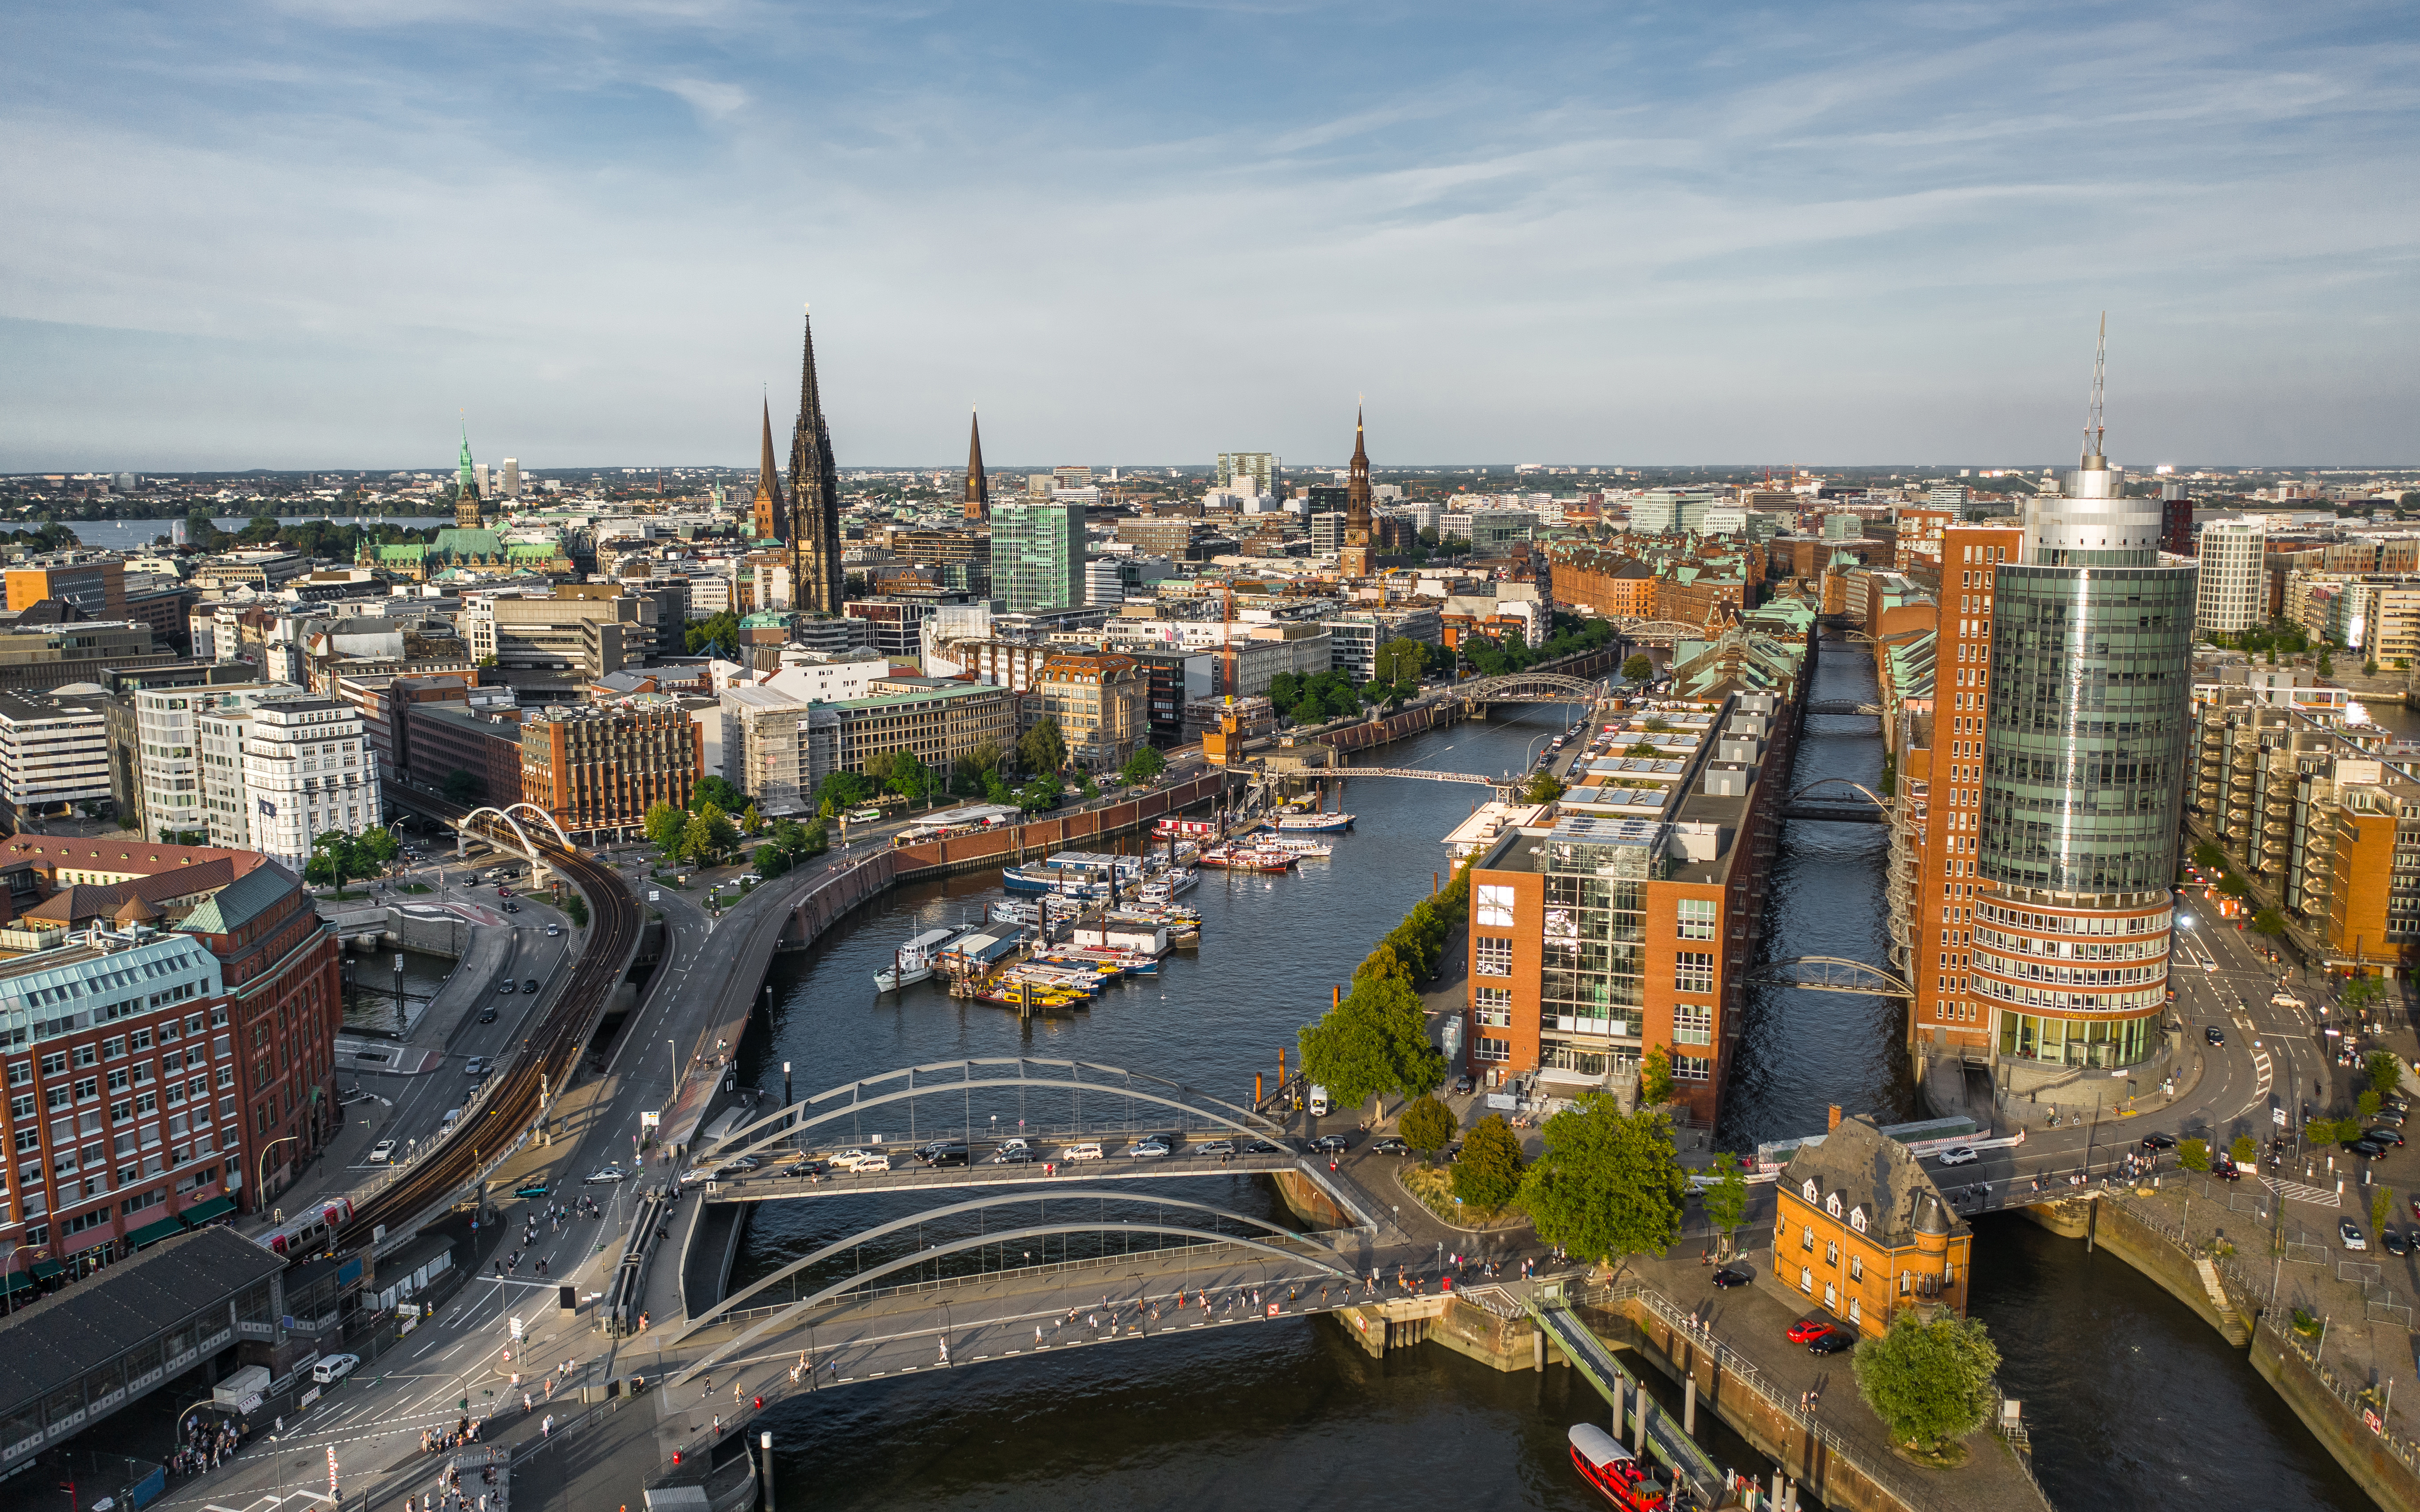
left=456, top=803, right=574, bottom=861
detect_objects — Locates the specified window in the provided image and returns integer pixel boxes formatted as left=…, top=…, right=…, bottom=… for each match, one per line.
left=39, top=1054, right=63, bottom=1077
left=1677, top=898, right=1716, bottom=940
left=1673, top=1005, right=1713, bottom=1046
left=1848, top=1297, right=1862, bottom=1323
left=1850, top=1256, right=1864, bottom=1282
left=1802, top=1180, right=1819, bottom=1203
left=1800, top=1223, right=1813, bottom=1251
left=1826, top=1241, right=1838, bottom=1265
left=105, top=1069, right=128, bottom=1093
left=1476, top=885, right=1516, bottom=928
left=1474, top=987, right=1512, bottom=1028
left=1673, top=1055, right=1710, bottom=1081
left=1799, top=1266, right=1812, bottom=1294
left=72, top=1078, right=96, bottom=1103
left=101, top=1038, right=124, bottom=1060
left=6, top=1063, right=25, bottom=1088
left=1675, top=952, right=1714, bottom=994
left=72, top=1045, right=96, bottom=1069
left=1474, top=1037, right=1511, bottom=1063
left=1824, top=1282, right=1837, bottom=1310
left=1474, top=938, right=1513, bottom=978
left=1850, top=1207, right=1868, bottom=1234
left=1825, top=1192, right=1842, bottom=1216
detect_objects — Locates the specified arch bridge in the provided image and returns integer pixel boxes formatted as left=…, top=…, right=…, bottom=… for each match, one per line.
left=1609, top=619, right=1708, bottom=646
left=1780, top=778, right=1892, bottom=825
left=455, top=803, right=574, bottom=865
left=1745, top=956, right=1912, bottom=997
left=1453, top=673, right=1606, bottom=707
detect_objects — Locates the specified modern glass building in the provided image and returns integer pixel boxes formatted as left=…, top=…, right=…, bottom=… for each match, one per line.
left=1977, top=442, right=2195, bottom=1071
left=990, top=499, right=1085, bottom=613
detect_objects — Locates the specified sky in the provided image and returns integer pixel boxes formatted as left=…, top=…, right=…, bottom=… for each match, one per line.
left=4, top=1, right=2418, bottom=472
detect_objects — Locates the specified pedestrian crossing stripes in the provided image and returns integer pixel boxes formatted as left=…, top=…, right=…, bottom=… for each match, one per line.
left=2262, top=1175, right=2342, bottom=1208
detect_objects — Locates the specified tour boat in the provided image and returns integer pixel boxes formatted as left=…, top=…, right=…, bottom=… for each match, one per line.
left=1273, top=811, right=1354, bottom=834
left=1567, top=1424, right=1668, bottom=1511
left=874, top=928, right=956, bottom=993
left=1267, top=837, right=1332, bottom=859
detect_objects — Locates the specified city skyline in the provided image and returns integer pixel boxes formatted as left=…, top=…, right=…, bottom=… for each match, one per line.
left=7, top=4, right=2418, bottom=470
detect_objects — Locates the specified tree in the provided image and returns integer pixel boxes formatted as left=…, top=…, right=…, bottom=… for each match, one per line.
left=2231, top=1134, right=2257, bottom=1165
left=1120, top=745, right=1167, bottom=785
left=1400, top=1094, right=1457, bottom=1158
left=692, top=775, right=748, bottom=814
left=357, top=826, right=402, bottom=878
left=2214, top=873, right=2248, bottom=898
left=2376, top=1185, right=2396, bottom=1245
left=884, top=750, right=934, bottom=805
left=561, top=892, right=588, bottom=928
left=1625, top=741, right=1660, bottom=758
left=961, top=738, right=1004, bottom=782
left=684, top=611, right=740, bottom=658
left=1515, top=1096, right=1685, bottom=1266
left=2345, top=975, right=2388, bottom=1019
left=1702, top=1150, right=1750, bottom=1257
left=1016, top=776, right=1060, bottom=814
left=2359, top=1090, right=2381, bottom=1121
left=441, top=768, right=481, bottom=806
left=2179, top=1137, right=2210, bottom=1172
left=1851, top=1314, right=2000, bottom=1453
left=686, top=801, right=737, bottom=862
left=1454, top=1114, right=1524, bottom=1210
left=754, top=843, right=792, bottom=878
left=643, top=800, right=686, bottom=860
left=1621, top=654, right=1654, bottom=684
left=2191, top=841, right=2225, bottom=872
left=740, top=804, right=763, bottom=835
left=1020, top=716, right=1066, bottom=776
left=304, top=830, right=368, bottom=896
left=2251, top=908, right=2286, bottom=936
left=1522, top=770, right=1565, bottom=804
left=2368, top=1049, right=2405, bottom=1101
left=1296, top=972, right=1446, bottom=1118
left=1291, top=695, right=1326, bottom=726
left=1640, top=1046, right=1675, bottom=1106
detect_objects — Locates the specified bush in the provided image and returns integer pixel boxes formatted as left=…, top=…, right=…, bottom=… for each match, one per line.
left=2179, top=1138, right=2210, bottom=1172
left=2231, top=1135, right=2257, bottom=1164
left=1400, top=1095, right=1457, bottom=1158
left=561, top=892, right=589, bottom=928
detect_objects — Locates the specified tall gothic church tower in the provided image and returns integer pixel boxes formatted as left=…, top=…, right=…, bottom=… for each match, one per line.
left=750, top=398, right=785, bottom=542
left=788, top=307, right=846, bottom=615
left=963, top=409, right=989, bottom=522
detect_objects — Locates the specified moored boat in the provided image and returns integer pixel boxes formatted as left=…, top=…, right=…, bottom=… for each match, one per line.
left=1566, top=1423, right=1668, bottom=1510
left=874, top=927, right=956, bottom=992
left=1273, top=811, right=1354, bottom=833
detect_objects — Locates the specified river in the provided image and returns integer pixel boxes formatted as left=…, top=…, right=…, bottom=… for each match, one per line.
left=724, top=654, right=2377, bottom=1512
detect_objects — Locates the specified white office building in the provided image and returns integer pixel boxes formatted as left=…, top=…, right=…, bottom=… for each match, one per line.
left=136, top=683, right=298, bottom=844
left=231, top=698, right=380, bottom=872
left=0, top=690, right=111, bottom=824
left=2194, top=517, right=2267, bottom=637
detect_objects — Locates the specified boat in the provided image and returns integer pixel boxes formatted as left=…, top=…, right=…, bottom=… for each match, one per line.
left=1139, top=867, right=1197, bottom=900
left=874, top=927, right=956, bottom=992
left=1566, top=1423, right=1668, bottom=1510
left=1153, top=818, right=1219, bottom=839
left=989, top=899, right=1043, bottom=928
left=1273, top=812, right=1354, bottom=833
left=1200, top=844, right=1295, bottom=872
left=1267, top=837, right=1332, bottom=859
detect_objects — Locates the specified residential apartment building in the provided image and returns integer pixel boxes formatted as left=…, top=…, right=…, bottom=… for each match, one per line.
left=132, top=683, right=299, bottom=845
left=1033, top=654, right=1144, bottom=770
left=720, top=688, right=832, bottom=816
left=229, top=699, right=381, bottom=874
left=519, top=701, right=701, bottom=839
left=0, top=691, right=111, bottom=826
left=2195, top=518, right=2267, bottom=637
left=1322, top=608, right=1444, bottom=682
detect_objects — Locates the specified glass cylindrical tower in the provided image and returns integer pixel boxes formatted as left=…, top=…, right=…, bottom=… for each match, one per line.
left=1978, top=455, right=2196, bottom=1071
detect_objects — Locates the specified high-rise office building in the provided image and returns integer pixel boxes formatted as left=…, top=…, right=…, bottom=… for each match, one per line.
left=992, top=498, right=1086, bottom=612
left=787, top=307, right=846, bottom=615
left=1215, top=453, right=1278, bottom=494
left=1974, top=330, right=2195, bottom=1078
left=2194, top=517, right=2267, bottom=637
left=502, top=458, right=521, bottom=499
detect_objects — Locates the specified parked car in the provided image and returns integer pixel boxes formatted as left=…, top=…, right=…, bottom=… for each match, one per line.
left=2139, top=1132, right=2178, bottom=1151
left=1809, top=1331, right=1855, bottom=1356
left=1370, top=1137, right=1411, bottom=1156
left=583, top=1166, right=628, bottom=1184
left=311, top=1353, right=362, bottom=1385
left=368, top=1139, right=396, bottom=1164
left=1452, top=1074, right=1474, bottom=1095
left=2211, top=1158, right=2243, bottom=1182
left=2388, top=1229, right=2413, bottom=1257
left=1125, top=1139, right=1171, bottom=1159
left=1784, top=1318, right=1834, bottom=1344
left=1935, top=1146, right=1978, bottom=1166
left=1710, top=1267, right=1751, bottom=1289
left=464, top=1057, right=488, bottom=1077
left=2205, top=1025, right=2226, bottom=1046
left=2347, top=1137, right=2390, bottom=1160
left=2342, top=1219, right=2369, bottom=1250
left=2371, top=1128, right=2408, bottom=1148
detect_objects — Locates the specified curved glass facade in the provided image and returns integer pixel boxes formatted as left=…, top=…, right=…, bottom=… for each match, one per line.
left=1980, top=562, right=2196, bottom=896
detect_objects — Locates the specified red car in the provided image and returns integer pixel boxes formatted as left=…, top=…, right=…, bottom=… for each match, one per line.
left=496, top=886, right=512, bottom=897
left=1785, top=1318, right=1834, bottom=1344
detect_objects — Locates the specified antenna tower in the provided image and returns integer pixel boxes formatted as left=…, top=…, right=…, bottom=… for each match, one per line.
left=2081, top=312, right=2107, bottom=464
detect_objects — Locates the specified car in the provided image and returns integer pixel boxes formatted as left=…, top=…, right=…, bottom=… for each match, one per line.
left=1060, top=1142, right=1104, bottom=1162
left=1935, top=1145, right=1979, bottom=1166
left=2348, top=1138, right=2390, bottom=1160
left=2343, top=1219, right=2369, bottom=1251
left=1785, top=1318, right=1834, bottom=1344
left=497, top=980, right=516, bottom=994
left=2205, top=1025, right=2226, bottom=1046
left=1453, top=1074, right=1474, bottom=1095
left=1194, top=1139, right=1237, bottom=1158
left=1310, top=1133, right=1350, bottom=1154
left=1241, top=1139, right=1284, bottom=1155
left=465, top=1057, right=488, bottom=1076
left=478, top=1007, right=497, bottom=1024
left=523, top=978, right=539, bottom=993
left=1809, top=1331, right=1855, bottom=1356
left=1371, top=1137, right=1411, bottom=1156
left=502, top=901, right=520, bottom=913
left=514, top=1181, right=549, bottom=1199
left=1710, top=1266, right=1751, bottom=1289
left=546, top=924, right=562, bottom=937
left=1125, top=1139, right=1171, bottom=1158
left=368, top=1139, right=397, bottom=1164
left=2371, top=1128, right=2408, bottom=1148
left=311, top=1353, right=362, bottom=1386
left=2379, top=1109, right=2409, bottom=1128
left=991, top=1147, right=1039, bottom=1164
left=496, top=886, right=512, bottom=897
left=2211, top=1158, right=2243, bottom=1182
left=920, top=1145, right=971, bottom=1168
left=845, top=808, right=884, bottom=823
left=831, top=1150, right=892, bottom=1173
left=2389, top=1229, right=2413, bottom=1258
left=584, top=1166, right=628, bottom=1184
left=2139, top=1132, right=2179, bottom=1151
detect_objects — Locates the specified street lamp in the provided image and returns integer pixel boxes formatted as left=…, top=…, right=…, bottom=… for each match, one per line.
left=256, top=1134, right=302, bottom=1214
left=1, top=1243, right=44, bottom=1315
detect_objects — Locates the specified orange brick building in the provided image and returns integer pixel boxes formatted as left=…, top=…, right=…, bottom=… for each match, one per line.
left=519, top=701, right=701, bottom=840
left=1773, top=1114, right=1971, bottom=1331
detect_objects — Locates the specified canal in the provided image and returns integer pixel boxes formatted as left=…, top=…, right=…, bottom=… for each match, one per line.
left=729, top=654, right=2375, bottom=1511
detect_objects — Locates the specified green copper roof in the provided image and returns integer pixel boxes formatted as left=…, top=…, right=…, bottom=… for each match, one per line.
left=458, top=422, right=475, bottom=493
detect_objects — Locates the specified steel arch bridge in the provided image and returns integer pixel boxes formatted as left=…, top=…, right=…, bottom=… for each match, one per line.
left=1454, top=673, right=1605, bottom=705
left=1609, top=618, right=1707, bottom=645
left=678, top=1188, right=1318, bottom=1338
left=1745, top=956, right=1912, bottom=996
left=455, top=803, right=574, bottom=862
left=1789, top=778, right=1890, bottom=810
left=698, top=1058, right=1294, bottom=1167
left=674, top=1219, right=1350, bottom=1385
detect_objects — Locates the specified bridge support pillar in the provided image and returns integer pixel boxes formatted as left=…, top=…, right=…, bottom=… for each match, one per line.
left=1684, top=1370, right=1696, bottom=1437
left=1533, top=1329, right=1545, bottom=1372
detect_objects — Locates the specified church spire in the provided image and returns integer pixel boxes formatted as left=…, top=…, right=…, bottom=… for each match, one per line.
left=787, top=304, right=845, bottom=615
left=1341, top=403, right=1374, bottom=578
left=964, top=407, right=989, bottom=522
left=454, top=417, right=484, bottom=530
left=750, top=394, right=785, bottom=542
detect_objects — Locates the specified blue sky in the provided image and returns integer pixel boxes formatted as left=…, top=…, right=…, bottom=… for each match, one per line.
left=4, top=1, right=2416, bottom=470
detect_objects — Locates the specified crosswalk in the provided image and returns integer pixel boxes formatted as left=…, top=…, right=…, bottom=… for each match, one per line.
left=2263, top=1174, right=2342, bottom=1209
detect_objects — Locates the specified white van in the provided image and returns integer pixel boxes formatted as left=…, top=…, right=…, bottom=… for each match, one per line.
left=1060, top=1142, right=1104, bottom=1162
left=1308, top=1085, right=1330, bottom=1117
left=831, top=1149, right=891, bottom=1173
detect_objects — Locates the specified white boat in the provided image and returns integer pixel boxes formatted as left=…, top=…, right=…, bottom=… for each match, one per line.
left=875, top=928, right=956, bottom=992
left=1268, top=837, right=1332, bottom=859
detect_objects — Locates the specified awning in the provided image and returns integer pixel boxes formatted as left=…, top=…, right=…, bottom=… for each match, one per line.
left=30, top=1260, right=61, bottom=1280
left=180, top=1195, right=237, bottom=1226
left=0, top=1271, right=33, bottom=1295
left=1535, top=1066, right=1612, bottom=1088
left=126, top=1215, right=185, bottom=1249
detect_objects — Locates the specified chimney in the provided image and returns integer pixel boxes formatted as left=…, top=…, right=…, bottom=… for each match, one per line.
left=1827, top=1104, right=1842, bottom=1133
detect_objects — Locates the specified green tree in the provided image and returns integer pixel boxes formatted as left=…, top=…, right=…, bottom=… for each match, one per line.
left=1120, top=745, right=1168, bottom=785
left=691, top=774, right=748, bottom=814
left=1515, top=1096, right=1685, bottom=1267
left=1625, top=741, right=1659, bottom=758
left=1621, top=653, right=1654, bottom=683
left=303, top=831, right=368, bottom=896
left=1268, top=672, right=1303, bottom=712
left=2231, top=1134, right=2257, bottom=1165
left=1702, top=1150, right=1750, bottom=1257
left=1851, top=1314, right=2001, bottom=1453
left=2214, top=873, right=2248, bottom=898
left=357, top=825, right=402, bottom=878
left=2345, top=975, right=2388, bottom=1018
left=1522, top=770, right=1565, bottom=804
left=2359, top=1090, right=2381, bottom=1121
left=440, top=768, right=481, bottom=806
left=884, top=750, right=934, bottom=804
left=2368, top=1050, right=2405, bottom=1101
left=961, top=738, right=1004, bottom=781
left=1016, top=775, right=1061, bottom=814
left=2376, top=1185, right=2396, bottom=1245
left=1454, top=1113, right=1524, bottom=1210
left=2251, top=908, right=2286, bottom=937
left=1296, top=972, right=1446, bottom=1118
left=1020, top=716, right=1066, bottom=775
left=1639, top=1046, right=1675, bottom=1105
left=753, top=843, right=792, bottom=878
left=2191, top=841, right=2225, bottom=872
left=1399, top=1094, right=1458, bottom=1158
left=1291, top=695, right=1326, bottom=726
left=983, top=770, right=1014, bottom=805
left=561, top=892, right=588, bottom=928
left=643, top=800, right=687, bottom=860
left=683, top=610, right=741, bottom=658
left=739, top=803, right=763, bottom=835
left=2179, top=1137, right=2210, bottom=1172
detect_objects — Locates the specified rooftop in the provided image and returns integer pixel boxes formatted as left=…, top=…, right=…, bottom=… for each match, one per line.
left=0, top=1227, right=283, bottom=1409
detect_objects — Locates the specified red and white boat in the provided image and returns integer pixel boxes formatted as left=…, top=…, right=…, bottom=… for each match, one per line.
left=1153, top=818, right=1220, bottom=839
left=1567, top=1423, right=1668, bottom=1510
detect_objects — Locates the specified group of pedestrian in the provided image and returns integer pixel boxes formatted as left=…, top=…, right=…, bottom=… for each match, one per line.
left=171, top=1416, right=242, bottom=1477
left=419, top=1415, right=482, bottom=1455
left=404, top=1454, right=502, bottom=1512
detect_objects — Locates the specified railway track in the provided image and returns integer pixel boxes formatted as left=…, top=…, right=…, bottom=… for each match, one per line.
left=342, top=805, right=641, bottom=1242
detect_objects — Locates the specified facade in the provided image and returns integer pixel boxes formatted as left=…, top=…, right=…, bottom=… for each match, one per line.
left=403, top=702, right=526, bottom=808
left=231, top=700, right=380, bottom=874
left=2194, top=518, right=2267, bottom=637
left=826, top=683, right=1014, bottom=782
left=132, top=683, right=299, bottom=845
left=0, top=623, right=170, bottom=692
left=1034, top=654, right=1145, bottom=770
left=1773, top=1115, right=1971, bottom=1331
left=462, top=589, right=634, bottom=698
left=0, top=692, right=111, bottom=826
left=787, top=310, right=847, bottom=616
left=4, top=558, right=124, bottom=620
left=1215, top=453, right=1278, bottom=493
left=992, top=498, right=1086, bottom=612
left=1628, top=491, right=1715, bottom=535
left=844, top=599, right=938, bottom=660
left=519, top=702, right=701, bottom=839
left=720, top=688, right=830, bottom=816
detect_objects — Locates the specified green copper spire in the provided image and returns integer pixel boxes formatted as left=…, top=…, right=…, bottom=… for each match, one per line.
left=457, top=419, right=476, bottom=493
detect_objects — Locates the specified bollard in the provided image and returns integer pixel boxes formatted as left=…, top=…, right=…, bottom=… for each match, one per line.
left=761, top=1431, right=777, bottom=1512
left=1771, top=1470, right=1783, bottom=1509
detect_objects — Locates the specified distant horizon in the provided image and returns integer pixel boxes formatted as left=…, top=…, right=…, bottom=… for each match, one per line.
left=16, top=461, right=2420, bottom=480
